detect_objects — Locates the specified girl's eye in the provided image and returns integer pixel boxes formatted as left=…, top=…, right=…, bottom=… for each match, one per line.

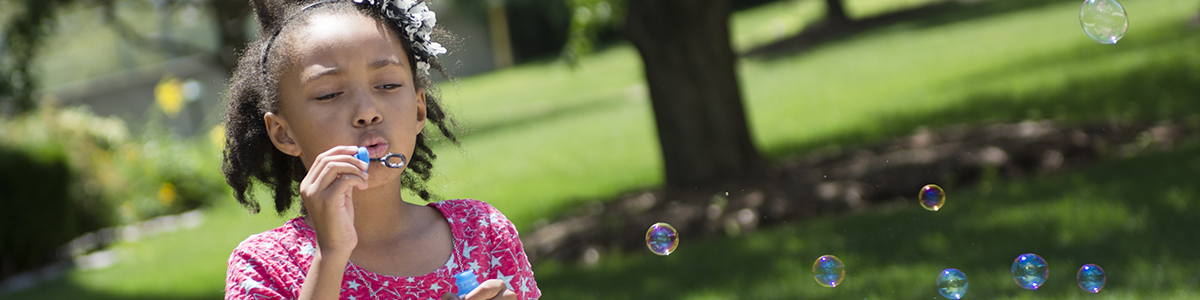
left=377, top=84, right=402, bottom=90
left=315, top=92, right=341, bottom=100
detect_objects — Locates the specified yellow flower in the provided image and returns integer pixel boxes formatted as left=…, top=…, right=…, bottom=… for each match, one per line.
left=158, top=182, right=177, bottom=207
left=209, top=124, right=226, bottom=148
left=155, top=76, right=184, bottom=118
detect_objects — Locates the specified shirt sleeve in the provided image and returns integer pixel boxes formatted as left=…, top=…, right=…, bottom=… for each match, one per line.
left=226, top=240, right=291, bottom=300
left=482, top=204, right=542, bottom=299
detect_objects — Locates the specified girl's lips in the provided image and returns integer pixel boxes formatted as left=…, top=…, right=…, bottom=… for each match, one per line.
left=366, top=143, right=389, bottom=159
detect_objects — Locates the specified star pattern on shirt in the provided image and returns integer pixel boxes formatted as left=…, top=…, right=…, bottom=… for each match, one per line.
left=238, top=277, right=264, bottom=293
left=496, top=270, right=516, bottom=291
left=225, top=199, right=541, bottom=299
left=461, top=244, right=478, bottom=259
left=298, top=242, right=315, bottom=256
left=518, top=277, right=531, bottom=293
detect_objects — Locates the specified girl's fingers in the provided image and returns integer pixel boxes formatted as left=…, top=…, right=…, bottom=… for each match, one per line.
left=314, top=161, right=369, bottom=192
left=498, top=290, right=517, bottom=300
left=307, top=146, right=368, bottom=183
left=327, top=172, right=368, bottom=196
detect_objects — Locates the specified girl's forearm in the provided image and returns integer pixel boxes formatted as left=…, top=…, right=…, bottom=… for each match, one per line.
left=298, top=249, right=350, bottom=300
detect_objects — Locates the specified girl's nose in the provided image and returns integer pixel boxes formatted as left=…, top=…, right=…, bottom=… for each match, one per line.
left=353, top=93, right=383, bottom=127
left=356, top=113, right=381, bottom=126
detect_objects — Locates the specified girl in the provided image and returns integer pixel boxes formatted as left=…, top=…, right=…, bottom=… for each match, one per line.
left=221, top=0, right=539, bottom=299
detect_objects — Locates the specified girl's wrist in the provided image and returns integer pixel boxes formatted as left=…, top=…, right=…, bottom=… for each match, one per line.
left=314, top=246, right=352, bottom=266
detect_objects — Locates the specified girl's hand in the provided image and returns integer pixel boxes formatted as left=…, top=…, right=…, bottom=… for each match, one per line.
left=441, top=279, right=517, bottom=300
left=299, top=146, right=369, bottom=257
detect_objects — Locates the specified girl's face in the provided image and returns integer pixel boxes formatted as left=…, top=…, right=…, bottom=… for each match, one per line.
left=265, top=12, right=426, bottom=187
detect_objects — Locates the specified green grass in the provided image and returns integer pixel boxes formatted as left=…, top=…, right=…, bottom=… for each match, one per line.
left=2, top=191, right=291, bottom=300
left=421, top=0, right=1200, bottom=229
left=5, top=0, right=1200, bottom=298
left=534, top=141, right=1200, bottom=299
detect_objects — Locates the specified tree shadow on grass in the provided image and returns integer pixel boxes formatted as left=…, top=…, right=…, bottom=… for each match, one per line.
left=762, top=20, right=1200, bottom=159
left=535, top=141, right=1200, bottom=299
left=534, top=20, right=1200, bottom=300
left=746, top=0, right=1085, bottom=57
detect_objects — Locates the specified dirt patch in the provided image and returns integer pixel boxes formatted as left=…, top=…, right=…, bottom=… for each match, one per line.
left=521, top=120, right=1196, bottom=263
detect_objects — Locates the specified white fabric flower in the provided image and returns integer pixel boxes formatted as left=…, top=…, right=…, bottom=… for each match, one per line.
left=392, top=0, right=417, bottom=12
left=357, top=0, right=444, bottom=75
left=416, top=61, right=431, bottom=74
left=427, top=42, right=446, bottom=56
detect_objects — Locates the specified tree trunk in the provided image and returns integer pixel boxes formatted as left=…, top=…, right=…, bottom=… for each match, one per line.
left=824, top=0, right=850, bottom=23
left=486, top=0, right=514, bottom=69
left=625, top=0, right=763, bottom=189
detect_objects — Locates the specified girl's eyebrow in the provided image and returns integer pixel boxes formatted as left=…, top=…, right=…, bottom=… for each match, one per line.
left=369, top=58, right=404, bottom=70
left=301, top=59, right=404, bottom=84
left=301, top=66, right=341, bottom=84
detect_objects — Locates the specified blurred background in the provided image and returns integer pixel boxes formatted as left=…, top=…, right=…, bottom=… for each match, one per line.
left=1, top=0, right=1198, bottom=298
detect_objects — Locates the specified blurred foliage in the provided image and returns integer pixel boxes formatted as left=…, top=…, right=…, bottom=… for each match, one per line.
left=0, top=105, right=227, bottom=278
left=0, top=0, right=82, bottom=116
left=501, top=0, right=572, bottom=63
left=0, top=140, right=96, bottom=280
left=558, top=0, right=784, bottom=64
left=2, top=0, right=245, bottom=116
left=561, top=0, right=623, bottom=64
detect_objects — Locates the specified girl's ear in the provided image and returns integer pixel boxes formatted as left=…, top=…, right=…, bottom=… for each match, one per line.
left=264, top=112, right=302, bottom=157
left=415, top=88, right=427, bottom=132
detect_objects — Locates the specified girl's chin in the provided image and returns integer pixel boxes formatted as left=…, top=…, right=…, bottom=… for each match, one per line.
left=363, top=171, right=401, bottom=187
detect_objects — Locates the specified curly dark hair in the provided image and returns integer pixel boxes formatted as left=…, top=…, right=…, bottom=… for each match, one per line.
left=222, top=0, right=458, bottom=215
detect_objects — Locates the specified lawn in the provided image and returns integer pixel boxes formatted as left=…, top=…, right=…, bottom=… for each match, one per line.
left=422, top=0, right=1200, bottom=230
left=534, top=141, right=1200, bottom=299
left=3, top=0, right=1199, bottom=298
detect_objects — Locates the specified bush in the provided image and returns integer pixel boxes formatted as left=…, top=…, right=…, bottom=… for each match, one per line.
left=0, top=145, right=108, bottom=280
left=0, top=106, right=227, bottom=280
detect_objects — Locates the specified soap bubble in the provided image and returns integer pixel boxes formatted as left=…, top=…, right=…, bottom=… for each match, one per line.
left=937, top=269, right=969, bottom=300
left=645, top=222, right=678, bottom=256
left=919, top=184, right=945, bottom=211
left=1077, top=264, right=1106, bottom=293
left=1011, top=253, right=1049, bottom=290
left=1080, top=0, right=1128, bottom=44
left=812, top=255, right=845, bottom=287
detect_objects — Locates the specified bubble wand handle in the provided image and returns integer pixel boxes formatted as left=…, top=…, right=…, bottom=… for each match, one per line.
left=355, top=147, right=407, bottom=169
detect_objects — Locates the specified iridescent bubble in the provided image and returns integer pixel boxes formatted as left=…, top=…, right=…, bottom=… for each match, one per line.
left=1077, top=264, right=1106, bottom=293
left=1080, top=0, right=1129, bottom=44
left=812, top=255, right=845, bottom=288
left=919, top=184, right=946, bottom=211
left=645, top=222, right=678, bottom=256
left=1011, top=253, right=1049, bottom=290
left=937, top=268, right=969, bottom=300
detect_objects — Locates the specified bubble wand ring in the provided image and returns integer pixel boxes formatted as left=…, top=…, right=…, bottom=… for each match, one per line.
left=376, top=153, right=407, bottom=168
left=356, top=147, right=406, bottom=169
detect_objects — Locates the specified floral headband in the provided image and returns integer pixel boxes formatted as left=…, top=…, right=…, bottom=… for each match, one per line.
left=261, top=0, right=447, bottom=77
left=352, top=0, right=447, bottom=75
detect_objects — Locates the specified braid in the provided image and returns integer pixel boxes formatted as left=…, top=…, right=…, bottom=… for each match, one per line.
left=222, top=0, right=458, bottom=215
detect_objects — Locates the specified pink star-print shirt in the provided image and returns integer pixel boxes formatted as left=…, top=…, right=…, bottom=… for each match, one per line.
left=226, top=199, right=541, bottom=299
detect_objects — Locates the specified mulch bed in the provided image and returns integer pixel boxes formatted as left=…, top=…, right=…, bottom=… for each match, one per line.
left=520, top=120, right=1196, bottom=263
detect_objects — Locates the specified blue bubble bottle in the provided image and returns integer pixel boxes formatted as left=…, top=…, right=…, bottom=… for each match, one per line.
left=454, top=269, right=481, bottom=297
